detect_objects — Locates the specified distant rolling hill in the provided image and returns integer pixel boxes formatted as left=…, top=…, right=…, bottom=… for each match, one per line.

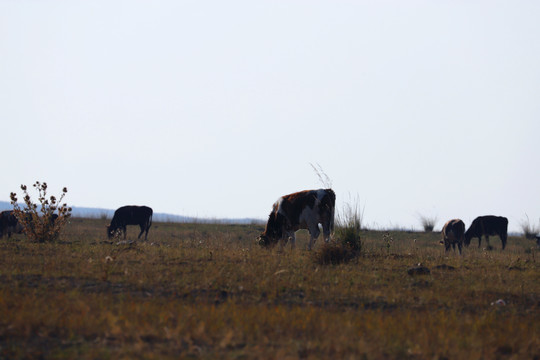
left=0, top=201, right=263, bottom=225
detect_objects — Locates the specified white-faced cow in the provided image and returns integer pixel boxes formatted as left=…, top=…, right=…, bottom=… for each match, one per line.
left=441, top=219, right=465, bottom=254
left=464, top=215, right=508, bottom=250
left=0, top=210, right=23, bottom=238
left=258, top=189, right=335, bottom=251
left=107, top=206, right=153, bottom=240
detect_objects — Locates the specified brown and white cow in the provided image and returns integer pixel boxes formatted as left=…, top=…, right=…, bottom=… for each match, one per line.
left=258, top=189, right=335, bottom=250
left=441, top=219, right=465, bottom=254
left=464, top=215, right=508, bottom=250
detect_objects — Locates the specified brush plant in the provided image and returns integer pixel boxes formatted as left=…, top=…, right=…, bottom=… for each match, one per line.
left=519, top=214, right=539, bottom=240
left=313, top=199, right=362, bottom=265
left=418, top=214, right=437, bottom=232
left=10, top=181, right=72, bottom=243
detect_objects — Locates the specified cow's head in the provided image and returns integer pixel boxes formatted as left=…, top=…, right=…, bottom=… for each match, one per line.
left=106, top=224, right=116, bottom=239
left=257, top=232, right=280, bottom=247
left=257, top=209, right=284, bottom=248
left=463, top=231, right=472, bottom=247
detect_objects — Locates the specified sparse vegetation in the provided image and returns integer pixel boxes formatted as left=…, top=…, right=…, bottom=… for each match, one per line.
left=0, top=219, right=538, bottom=359
left=313, top=196, right=362, bottom=265
left=418, top=213, right=437, bottom=232
left=519, top=214, right=539, bottom=240
left=310, top=162, right=332, bottom=188
left=9, top=181, right=72, bottom=243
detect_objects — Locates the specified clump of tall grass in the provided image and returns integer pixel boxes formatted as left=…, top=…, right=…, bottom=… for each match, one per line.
left=10, top=181, right=72, bottom=243
left=418, top=213, right=437, bottom=232
left=519, top=214, right=539, bottom=240
left=310, top=163, right=332, bottom=188
left=313, top=197, right=363, bottom=265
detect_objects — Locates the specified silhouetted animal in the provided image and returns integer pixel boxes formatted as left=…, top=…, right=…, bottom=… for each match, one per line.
left=464, top=215, right=508, bottom=250
left=441, top=219, right=465, bottom=254
left=0, top=210, right=23, bottom=238
left=0, top=211, right=59, bottom=239
left=258, top=189, right=335, bottom=250
left=107, top=206, right=153, bottom=240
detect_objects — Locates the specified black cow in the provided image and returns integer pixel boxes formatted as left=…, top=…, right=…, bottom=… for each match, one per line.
left=464, top=215, right=508, bottom=250
left=535, top=235, right=540, bottom=248
left=0, top=211, right=59, bottom=239
left=107, top=206, right=153, bottom=240
left=0, top=210, right=23, bottom=238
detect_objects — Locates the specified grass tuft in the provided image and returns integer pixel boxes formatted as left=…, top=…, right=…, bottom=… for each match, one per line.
left=313, top=196, right=362, bottom=265
left=312, top=242, right=356, bottom=265
left=519, top=214, right=539, bottom=240
left=418, top=213, right=437, bottom=232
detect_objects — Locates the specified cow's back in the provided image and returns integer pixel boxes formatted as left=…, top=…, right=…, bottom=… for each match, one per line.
left=112, top=206, right=153, bottom=225
left=476, top=215, right=508, bottom=235
left=443, top=219, right=465, bottom=239
left=278, top=189, right=335, bottom=229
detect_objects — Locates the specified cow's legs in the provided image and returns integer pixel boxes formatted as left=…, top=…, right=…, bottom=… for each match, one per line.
left=500, top=234, right=507, bottom=250
left=144, top=223, right=151, bottom=240
left=122, top=226, right=127, bottom=239
left=308, top=235, right=316, bottom=251
left=457, top=241, right=462, bottom=255
left=322, top=222, right=332, bottom=243
left=477, top=236, right=482, bottom=248
left=278, top=236, right=287, bottom=252
left=138, top=225, right=144, bottom=239
left=289, top=233, right=296, bottom=249
left=445, top=240, right=451, bottom=252
left=307, top=224, right=321, bottom=251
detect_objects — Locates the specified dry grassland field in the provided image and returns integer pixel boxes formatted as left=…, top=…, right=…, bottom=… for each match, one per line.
left=0, top=218, right=538, bottom=359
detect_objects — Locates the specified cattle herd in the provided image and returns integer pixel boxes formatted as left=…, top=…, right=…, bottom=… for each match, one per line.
left=441, top=215, right=509, bottom=254
left=0, top=188, right=524, bottom=252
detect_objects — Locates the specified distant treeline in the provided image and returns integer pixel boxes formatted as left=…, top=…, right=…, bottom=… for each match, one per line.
left=0, top=201, right=263, bottom=225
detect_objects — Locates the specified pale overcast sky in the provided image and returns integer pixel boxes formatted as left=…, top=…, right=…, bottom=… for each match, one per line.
left=1, top=1, right=539, bottom=232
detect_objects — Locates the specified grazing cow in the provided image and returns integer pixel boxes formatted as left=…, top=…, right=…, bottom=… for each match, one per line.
left=441, top=219, right=465, bottom=254
left=0, top=211, right=60, bottom=239
left=535, top=235, right=540, bottom=248
left=464, top=215, right=508, bottom=250
left=107, top=206, right=153, bottom=240
left=258, top=189, right=335, bottom=250
left=0, top=210, right=23, bottom=238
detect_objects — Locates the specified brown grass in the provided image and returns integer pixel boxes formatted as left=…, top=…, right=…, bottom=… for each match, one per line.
left=0, top=218, right=538, bottom=359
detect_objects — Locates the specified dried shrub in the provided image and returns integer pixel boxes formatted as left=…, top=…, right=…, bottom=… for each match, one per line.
left=10, top=181, right=72, bottom=243
left=418, top=213, right=437, bottom=232
left=313, top=242, right=356, bottom=265
left=313, top=196, right=362, bottom=265
left=519, top=214, right=539, bottom=240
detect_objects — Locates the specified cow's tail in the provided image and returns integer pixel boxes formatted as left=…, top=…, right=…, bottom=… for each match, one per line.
left=147, top=210, right=153, bottom=230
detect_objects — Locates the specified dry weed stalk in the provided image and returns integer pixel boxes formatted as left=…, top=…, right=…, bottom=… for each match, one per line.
left=10, top=181, right=72, bottom=242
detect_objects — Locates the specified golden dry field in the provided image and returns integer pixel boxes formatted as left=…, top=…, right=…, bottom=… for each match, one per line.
left=0, top=218, right=538, bottom=359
